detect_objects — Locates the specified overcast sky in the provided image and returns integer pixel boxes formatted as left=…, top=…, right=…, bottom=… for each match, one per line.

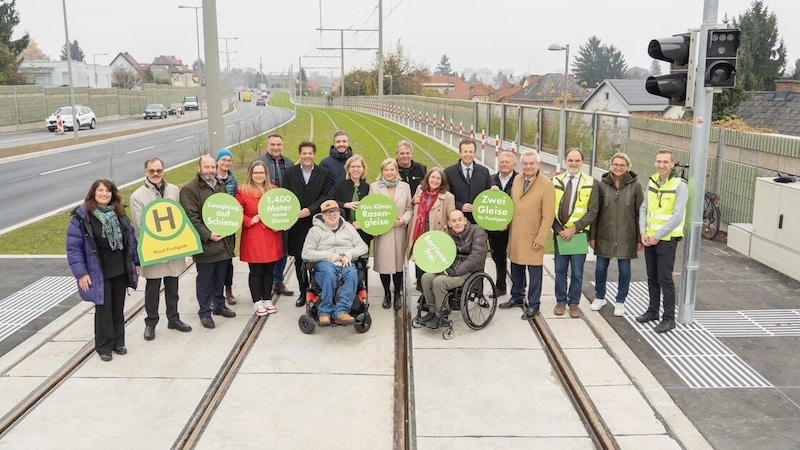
left=13, top=0, right=800, bottom=79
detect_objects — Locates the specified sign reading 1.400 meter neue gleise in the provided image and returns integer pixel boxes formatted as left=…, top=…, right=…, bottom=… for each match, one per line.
left=258, top=188, right=300, bottom=231
left=412, top=230, right=457, bottom=274
left=472, top=189, right=514, bottom=231
left=202, top=193, right=243, bottom=236
left=355, top=193, right=397, bottom=236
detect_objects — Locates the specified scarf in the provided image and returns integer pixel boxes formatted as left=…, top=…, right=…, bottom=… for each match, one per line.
left=349, top=184, right=362, bottom=222
left=378, top=177, right=400, bottom=188
left=92, top=204, right=124, bottom=251
left=412, top=190, right=439, bottom=244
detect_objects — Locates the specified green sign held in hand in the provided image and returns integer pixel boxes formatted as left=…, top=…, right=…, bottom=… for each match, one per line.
left=356, top=193, right=397, bottom=236
left=259, top=188, right=300, bottom=231
left=473, top=189, right=514, bottom=231
left=202, top=193, right=243, bottom=236
left=412, top=230, right=457, bottom=274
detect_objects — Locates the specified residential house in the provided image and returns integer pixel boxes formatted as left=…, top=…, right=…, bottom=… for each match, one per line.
left=109, top=52, right=147, bottom=88
left=19, top=60, right=112, bottom=88
left=420, top=75, right=493, bottom=101
left=505, top=73, right=589, bottom=108
left=736, top=80, right=800, bottom=136
left=581, top=79, right=682, bottom=118
left=149, top=55, right=195, bottom=86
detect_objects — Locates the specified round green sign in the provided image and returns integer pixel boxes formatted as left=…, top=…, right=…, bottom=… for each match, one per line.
left=473, top=189, right=514, bottom=231
left=412, top=230, right=457, bottom=274
left=202, top=193, right=243, bottom=236
left=258, top=188, right=300, bottom=231
left=356, top=193, right=397, bottom=236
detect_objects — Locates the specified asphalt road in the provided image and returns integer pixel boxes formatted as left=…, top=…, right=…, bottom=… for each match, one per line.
left=0, top=102, right=294, bottom=232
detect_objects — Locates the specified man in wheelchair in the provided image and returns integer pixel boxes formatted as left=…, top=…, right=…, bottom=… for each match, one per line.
left=419, top=210, right=488, bottom=326
left=301, top=200, right=369, bottom=326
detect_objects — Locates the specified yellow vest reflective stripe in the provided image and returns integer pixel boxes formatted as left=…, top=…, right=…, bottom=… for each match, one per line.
left=554, top=173, right=594, bottom=229
left=646, top=174, right=684, bottom=239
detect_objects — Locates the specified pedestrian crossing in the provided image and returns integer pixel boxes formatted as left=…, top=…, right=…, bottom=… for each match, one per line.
left=0, top=276, right=75, bottom=343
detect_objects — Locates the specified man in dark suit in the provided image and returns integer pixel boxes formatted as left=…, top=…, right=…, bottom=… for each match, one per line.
left=284, top=141, right=333, bottom=306
left=488, top=151, right=518, bottom=297
left=444, top=139, right=492, bottom=224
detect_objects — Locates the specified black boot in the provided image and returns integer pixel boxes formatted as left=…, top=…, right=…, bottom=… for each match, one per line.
left=393, top=290, right=403, bottom=310
left=382, top=293, right=391, bottom=309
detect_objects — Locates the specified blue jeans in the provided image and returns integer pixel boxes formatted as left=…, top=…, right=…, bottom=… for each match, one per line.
left=272, top=232, right=290, bottom=285
left=196, top=259, right=229, bottom=318
left=314, top=261, right=358, bottom=317
left=510, top=262, right=543, bottom=310
left=553, top=245, right=586, bottom=305
left=594, top=256, right=632, bottom=303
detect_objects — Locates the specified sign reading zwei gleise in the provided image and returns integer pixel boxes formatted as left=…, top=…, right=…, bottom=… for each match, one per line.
left=472, top=189, right=514, bottom=231
left=137, top=199, right=202, bottom=266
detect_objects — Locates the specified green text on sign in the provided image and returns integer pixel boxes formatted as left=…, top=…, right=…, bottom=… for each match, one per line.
left=356, top=193, right=397, bottom=236
left=202, top=193, right=243, bottom=236
left=259, top=188, right=300, bottom=231
left=473, top=189, right=514, bottom=231
left=412, top=230, right=457, bottom=273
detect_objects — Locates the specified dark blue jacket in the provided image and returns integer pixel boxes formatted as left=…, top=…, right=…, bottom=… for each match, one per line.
left=66, top=205, right=139, bottom=305
left=320, top=146, right=353, bottom=184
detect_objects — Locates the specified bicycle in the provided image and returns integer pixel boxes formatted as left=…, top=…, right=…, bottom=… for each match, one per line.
left=672, top=162, right=721, bottom=240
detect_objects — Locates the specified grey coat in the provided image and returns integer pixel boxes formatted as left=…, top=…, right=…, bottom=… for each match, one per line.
left=302, top=215, right=369, bottom=262
left=130, top=179, right=188, bottom=279
left=590, top=171, right=643, bottom=259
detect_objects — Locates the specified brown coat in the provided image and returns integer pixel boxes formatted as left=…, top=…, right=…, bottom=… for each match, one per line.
left=406, top=188, right=456, bottom=257
left=508, top=172, right=555, bottom=266
left=369, top=181, right=413, bottom=274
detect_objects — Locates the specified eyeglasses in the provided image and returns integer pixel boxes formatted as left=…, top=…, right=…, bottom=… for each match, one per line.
left=218, top=158, right=233, bottom=163
left=146, top=169, right=164, bottom=175
left=323, top=209, right=340, bottom=216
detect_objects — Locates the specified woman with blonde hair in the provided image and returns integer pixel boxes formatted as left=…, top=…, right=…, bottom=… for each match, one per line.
left=328, top=154, right=372, bottom=247
left=370, top=158, right=413, bottom=309
left=236, top=160, right=283, bottom=316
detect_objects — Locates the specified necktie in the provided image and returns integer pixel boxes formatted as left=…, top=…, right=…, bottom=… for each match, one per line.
left=523, top=178, right=531, bottom=192
left=559, top=176, right=575, bottom=224
left=465, top=167, right=472, bottom=183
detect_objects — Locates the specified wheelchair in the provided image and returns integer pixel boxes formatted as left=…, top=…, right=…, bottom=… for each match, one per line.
left=411, top=271, right=497, bottom=340
left=298, top=255, right=372, bottom=334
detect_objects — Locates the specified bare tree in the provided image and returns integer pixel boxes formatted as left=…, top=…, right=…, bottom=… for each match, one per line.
left=189, top=133, right=209, bottom=159
left=248, top=118, right=264, bottom=158
left=112, top=67, right=140, bottom=89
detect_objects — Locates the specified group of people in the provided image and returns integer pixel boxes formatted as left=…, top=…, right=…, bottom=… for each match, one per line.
left=66, top=130, right=685, bottom=361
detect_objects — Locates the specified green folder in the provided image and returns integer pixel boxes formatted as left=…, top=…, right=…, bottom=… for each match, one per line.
left=556, top=232, right=589, bottom=255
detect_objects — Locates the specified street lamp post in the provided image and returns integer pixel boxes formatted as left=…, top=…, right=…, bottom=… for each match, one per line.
left=548, top=43, right=570, bottom=174
left=178, top=5, right=202, bottom=86
left=384, top=74, right=393, bottom=96
left=92, top=52, right=107, bottom=88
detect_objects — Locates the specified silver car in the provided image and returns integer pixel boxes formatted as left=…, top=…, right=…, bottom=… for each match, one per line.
left=143, top=103, right=168, bottom=119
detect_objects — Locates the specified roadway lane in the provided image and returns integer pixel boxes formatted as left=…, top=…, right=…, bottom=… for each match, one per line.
left=0, top=102, right=294, bottom=231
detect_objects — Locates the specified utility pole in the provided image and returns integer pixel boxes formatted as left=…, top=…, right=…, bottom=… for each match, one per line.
left=218, top=36, right=237, bottom=81
left=317, top=27, right=378, bottom=99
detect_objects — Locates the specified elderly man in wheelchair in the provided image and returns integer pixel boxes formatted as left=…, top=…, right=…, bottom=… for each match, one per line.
left=300, top=200, right=369, bottom=330
left=416, top=210, right=496, bottom=337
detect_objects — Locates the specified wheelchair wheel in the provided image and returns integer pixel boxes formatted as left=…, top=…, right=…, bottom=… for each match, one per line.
left=299, top=315, right=316, bottom=334
left=354, top=313, right=372, bottom=333
left=442, top=327, right=454, bottom=340
left=411, top=317, right=423, bottom=328
left=461, top=272, right=498, bottom=330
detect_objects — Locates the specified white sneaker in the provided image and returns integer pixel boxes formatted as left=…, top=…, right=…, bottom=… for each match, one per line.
left=264, top=299, right=277, bottom=314
left=590, top=299, right=607, bottom=311
left=253, top=301, right=268, bottom=316
left=614, top=302, right=626, bottom=317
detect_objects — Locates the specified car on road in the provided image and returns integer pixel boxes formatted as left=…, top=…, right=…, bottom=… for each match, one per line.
left=256, top=97, right=266, bottom=106
left=46, top=106, right=96, bottom=132
left=183, top=96, right=199, bottom=111
left=143, top=104, right=168, bottom=119
left=168, top=103, right=184, bottom=115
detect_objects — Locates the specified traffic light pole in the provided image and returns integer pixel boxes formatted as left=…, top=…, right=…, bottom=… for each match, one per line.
left=678, top=0, right=718, bottom=325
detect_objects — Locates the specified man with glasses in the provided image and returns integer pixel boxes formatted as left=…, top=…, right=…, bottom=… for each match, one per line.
left=130, top=157, right=192, bottom=340
left=302, top=200, right=368, bottom=326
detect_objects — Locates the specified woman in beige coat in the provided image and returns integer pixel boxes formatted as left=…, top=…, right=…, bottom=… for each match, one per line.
left=502, top=151, right=555, bottom=319
left=406, top=167, right=456, bottom=290
left=370, top=158, right=413, bottom=309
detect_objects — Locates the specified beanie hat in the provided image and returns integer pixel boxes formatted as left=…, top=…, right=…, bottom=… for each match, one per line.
left=215, top=148, right=233, bottom=162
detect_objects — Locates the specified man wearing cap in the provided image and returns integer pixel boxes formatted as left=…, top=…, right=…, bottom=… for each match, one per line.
left=215, top=148, right=239, bottom=305
left=320, top=130, right=353, bottom=183
left=302, top=200, right=369, bottom=326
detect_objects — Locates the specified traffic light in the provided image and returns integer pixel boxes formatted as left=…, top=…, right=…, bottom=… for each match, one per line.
left=646, top=32, right=698, bottom=108
left=705, top=29, right=740, bottom=88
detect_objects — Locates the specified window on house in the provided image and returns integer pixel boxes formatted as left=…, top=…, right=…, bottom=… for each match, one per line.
left=604, top=92, right=609, bottom=100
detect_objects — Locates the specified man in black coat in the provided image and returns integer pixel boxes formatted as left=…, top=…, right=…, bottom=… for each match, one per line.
left=396, top=140, right=426, bottom=196
left=488, top=151, right=518, bottom=297
left=284, top=141, right=333, bottom=306
left=444, top=139, right=492, bottom=224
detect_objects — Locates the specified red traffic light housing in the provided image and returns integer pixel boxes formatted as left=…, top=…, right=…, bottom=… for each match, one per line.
left=705, top=29, right=740, bottom=88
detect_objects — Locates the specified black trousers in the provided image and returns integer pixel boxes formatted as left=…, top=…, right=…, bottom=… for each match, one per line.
left=144, top=277, right=180, bottom=327
left=248, top=262, right=277, bottom=302
left=196, top=259, right=229, bottom=318
left=294, top=258, right=308, bottom=295
left=95, top=275, right=127, bottom=355
left=488, top=229, right=510, bottom=290
left=644, top=239, right=679, bottom=320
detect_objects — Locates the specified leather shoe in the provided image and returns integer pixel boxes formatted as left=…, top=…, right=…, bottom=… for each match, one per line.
left=654, top=318, right=676, bottom=333
left=99, top=353, right=112, bottom=362
left=273, top=283, right=295, bottom=297
left=490, top=288, right=507, bottom=299
left=418, top=312, right=437, bottom=324
left=382, top=294, right=391, bottom=309
left=521, top=308, right=539, bottom=320
left=335, top=313, right=356, bottom=325
left=168, top=320, right=192, bottom=332
left=415, top=281, right=422, bottom=292
left=499, top=299, right=523, bottom=309
left=295, top=294, right=306, bottom=307
left=636, top=310, right=659, bottom=323
left=113, top=346, right=127, bottom=355
left=393, top=291, right=403, bottom=310
left=200, top=317, right=215, bottom=329
left=143, top=325, right=155, bottom=341
left=212, top=307, right=236, bottom=318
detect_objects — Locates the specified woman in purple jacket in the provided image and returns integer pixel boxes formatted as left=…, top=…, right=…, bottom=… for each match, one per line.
left=67, top=180, right=141, bottom=362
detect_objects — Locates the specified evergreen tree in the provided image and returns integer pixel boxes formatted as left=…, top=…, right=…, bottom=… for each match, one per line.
left=734, top=0, right=785, bottom=91
left=572, top=36, right=627, bottom=88
left=435, top=54, right=452, bottom=75
left=0, top=0, right=29, bottom=84
left=59, top=40, right=85, bottom=62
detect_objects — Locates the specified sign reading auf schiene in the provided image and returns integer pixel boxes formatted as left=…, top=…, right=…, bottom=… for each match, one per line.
left=356, top=193, right=397, bottom=236
left=472, top=189, right=514, bottom=231
left=258, top=188, right=300, bottom=231
left=202, top=193, right=243, bottom=236
left=412, top=230, right=456, bottom=273
left=137, top=199, right=202, bottom=266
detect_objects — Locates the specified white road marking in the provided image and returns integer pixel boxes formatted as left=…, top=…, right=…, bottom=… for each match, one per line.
left=40, top=162, right=91, bottom=175
left=126, top=145, right=156, bottom=154
left=175, top=136, right=192, bottom=142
